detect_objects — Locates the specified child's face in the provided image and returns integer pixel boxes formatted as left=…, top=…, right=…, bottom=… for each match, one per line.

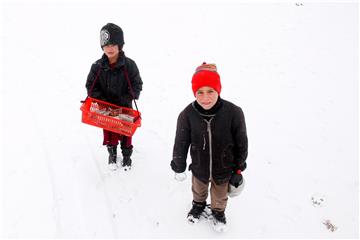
left=103, top=44, right=120, bottom=62
left=195, top=86, right=219, bottom=110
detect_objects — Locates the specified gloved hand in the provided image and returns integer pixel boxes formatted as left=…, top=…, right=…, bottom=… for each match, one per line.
left=174, top=172, right=187, bottom=181
left=229, top=169, right=243, bottom=188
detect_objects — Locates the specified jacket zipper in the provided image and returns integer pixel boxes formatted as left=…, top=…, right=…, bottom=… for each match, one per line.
left=203, top=134, right=206, bottom=150
left=205, top=119, right=213, bottom=180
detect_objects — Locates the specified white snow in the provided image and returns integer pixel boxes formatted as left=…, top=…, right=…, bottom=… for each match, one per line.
left=1, top=0, right=359, bottom=238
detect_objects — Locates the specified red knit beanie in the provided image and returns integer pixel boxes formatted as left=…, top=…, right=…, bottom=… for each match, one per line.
left=191, top=62, right=221, bottom=96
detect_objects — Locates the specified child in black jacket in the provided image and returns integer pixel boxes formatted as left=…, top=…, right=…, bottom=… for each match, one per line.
left=171, top=63, right=248, bottom=232
left=86, top=23, right=143, bottom=171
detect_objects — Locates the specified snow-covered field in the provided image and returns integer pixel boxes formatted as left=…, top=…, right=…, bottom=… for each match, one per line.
left=1, top=0, right=359, bottom=238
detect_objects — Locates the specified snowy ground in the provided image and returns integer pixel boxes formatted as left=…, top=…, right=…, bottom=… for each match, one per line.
left=1, top=0, right=359, bottom=238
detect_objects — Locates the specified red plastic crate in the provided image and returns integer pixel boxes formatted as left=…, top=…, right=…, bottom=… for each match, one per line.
left=80, top=97, right=141, bottom=137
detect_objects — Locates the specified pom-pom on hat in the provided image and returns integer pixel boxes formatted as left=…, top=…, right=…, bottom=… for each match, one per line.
left=191, top=62, right=221, bottom=96
left=100, top=23, right=124, bottom=48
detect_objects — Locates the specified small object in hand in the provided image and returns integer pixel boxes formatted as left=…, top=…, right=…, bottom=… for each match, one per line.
left=174, top=172, right=187, bottom=181
left=229, top=169, right=243, bottom=187
left=228, top=170, right=245, bottom=197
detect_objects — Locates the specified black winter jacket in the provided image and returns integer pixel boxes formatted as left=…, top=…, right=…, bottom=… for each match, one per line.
left=171, top=99, right=248, bottom=184
left=85, top=52, right=143, bottom=108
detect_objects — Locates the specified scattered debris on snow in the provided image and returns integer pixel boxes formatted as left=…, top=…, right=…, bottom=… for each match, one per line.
left=323, top=219, right=338, bottom=232
left=311, top=193, right=326, bottom=207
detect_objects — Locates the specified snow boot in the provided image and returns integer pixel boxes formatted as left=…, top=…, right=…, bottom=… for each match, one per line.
left=187, top=200, right=207, bottom=224
left=107, top=145, right=118, bottom=170
left=210, top=209, right=228, bottom=232
left=121, top=146, right=133, bottom=170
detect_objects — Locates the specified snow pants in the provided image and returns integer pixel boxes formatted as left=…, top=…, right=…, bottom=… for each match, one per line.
left=191, top=176, right=228, bottom=212
left=103, top=129, right=132, bottom=147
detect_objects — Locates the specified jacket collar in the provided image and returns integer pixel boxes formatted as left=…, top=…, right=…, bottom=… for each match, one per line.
left=100, top=51, right=126, bottom=70
left=192, top=97, right=223, bottom=118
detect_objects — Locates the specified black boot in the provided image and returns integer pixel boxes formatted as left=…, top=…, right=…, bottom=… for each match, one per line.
left=211, top=209, right=228, bottom=232
left=187, top=201, right=207, bottom=223
left=121, top=145, right=133, bottom=169
left=212, top=209, right=226, bottom=224
left=107, top=145, right=117, bottom=164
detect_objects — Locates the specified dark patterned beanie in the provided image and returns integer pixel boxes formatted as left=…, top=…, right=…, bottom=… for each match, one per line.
left=100, top=23, right=124, bottom=48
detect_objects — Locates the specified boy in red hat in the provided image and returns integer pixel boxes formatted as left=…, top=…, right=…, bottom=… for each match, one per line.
left=171, top=63, right=248, bottom=232
left=85, top=23, right=143, bottom=171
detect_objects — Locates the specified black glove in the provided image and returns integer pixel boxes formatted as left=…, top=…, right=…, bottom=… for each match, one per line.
left=171, top=160, right=184, bottom=173
left=229, top=170, right=243, bottom=188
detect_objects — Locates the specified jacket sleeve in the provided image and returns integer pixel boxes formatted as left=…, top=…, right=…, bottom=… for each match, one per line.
left=127, top=60, right=143, bottom=100
left=171, top=110, right=191, bottom=173
left=232, top=106, right=248, bottom=171
left=85, top=63, right=104, bottom=100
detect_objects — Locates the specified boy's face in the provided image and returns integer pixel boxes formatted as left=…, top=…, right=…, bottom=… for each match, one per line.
left=195, top=86, right=219, bottom=110
left=103, top=44, right=120, bottom=61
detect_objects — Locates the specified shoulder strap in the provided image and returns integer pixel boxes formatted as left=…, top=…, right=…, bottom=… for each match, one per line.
left=123, top=66, right=141, bottom=119
left=81, top=66, right=102, bottom=103
left=88, top=66, right=102, bottom=97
